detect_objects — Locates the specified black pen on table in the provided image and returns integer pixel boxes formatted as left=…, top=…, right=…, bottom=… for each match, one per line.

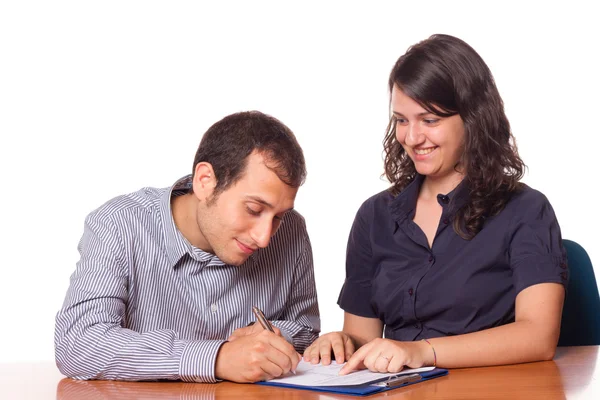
left=252, top=305, right=297, bottom=374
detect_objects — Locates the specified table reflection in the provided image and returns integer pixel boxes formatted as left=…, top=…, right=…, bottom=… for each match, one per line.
left=56, top=379, right=331, bottom=400
left=556, top=345, right=599, bottom=398
left=397, top=361, right=567, bottom=400
left=55, top=348, right=600, bottom=400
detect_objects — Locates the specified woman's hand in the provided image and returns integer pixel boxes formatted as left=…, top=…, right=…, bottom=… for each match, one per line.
left=339, top=338, right=432, bottom=375
left=303, top=331, right=356, bottom=365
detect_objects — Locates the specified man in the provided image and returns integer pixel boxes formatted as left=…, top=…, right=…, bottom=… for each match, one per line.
left=55, top=111, right=320, bottom=383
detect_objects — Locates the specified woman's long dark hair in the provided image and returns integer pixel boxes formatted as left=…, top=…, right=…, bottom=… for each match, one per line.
left=383, top=34, right=525, bottom=239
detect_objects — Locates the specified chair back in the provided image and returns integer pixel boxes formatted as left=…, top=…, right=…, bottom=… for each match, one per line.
left=558, top=239, right=600, bottom=346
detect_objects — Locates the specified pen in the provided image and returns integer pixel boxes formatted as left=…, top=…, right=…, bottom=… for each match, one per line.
left=252, top=306, right=275, bottom=333
left=378, top=373, right=421, bottom=387
left=252, top=306, right=297, bottom=375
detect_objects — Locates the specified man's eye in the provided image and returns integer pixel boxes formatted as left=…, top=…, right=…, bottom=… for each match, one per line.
left=246, top=207, right=261, bottom=216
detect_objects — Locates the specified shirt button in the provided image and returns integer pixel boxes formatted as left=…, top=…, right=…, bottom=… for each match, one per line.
left=210, top=303, right=218, bottom=312
left=408, top=288, right=414, bottom=296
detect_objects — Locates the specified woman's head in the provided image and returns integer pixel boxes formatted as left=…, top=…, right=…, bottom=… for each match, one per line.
left=390, top=83, right=466, bottom=184
left=384, top=34, right=525, bottom=238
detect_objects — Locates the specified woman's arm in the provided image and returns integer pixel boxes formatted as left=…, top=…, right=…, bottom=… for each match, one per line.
left=343, top=313, right=384, bottom=348
left=426, top=282, right=564, bottom=367
left=340, top=282, right=564, bottom=374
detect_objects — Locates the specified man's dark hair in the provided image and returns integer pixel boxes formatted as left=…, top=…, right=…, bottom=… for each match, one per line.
left=192, top=111, right=306, bottom=197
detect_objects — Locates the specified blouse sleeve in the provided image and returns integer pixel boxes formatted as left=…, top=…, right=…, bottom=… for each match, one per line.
left=508, top=189, right=568, bottom=294
left=337, top=200, right=379, bottom=318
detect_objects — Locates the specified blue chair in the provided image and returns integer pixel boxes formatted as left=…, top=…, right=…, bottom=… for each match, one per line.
left=558, top=239, right=600, bottom=346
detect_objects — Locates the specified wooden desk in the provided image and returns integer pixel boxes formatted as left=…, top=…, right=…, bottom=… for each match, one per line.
left=1, top=347, right=598, bottom=399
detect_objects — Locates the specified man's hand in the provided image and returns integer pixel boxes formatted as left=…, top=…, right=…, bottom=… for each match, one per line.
left=215, top=329, right=301, bottom=383
left=227, top=322, right=284, bottom=341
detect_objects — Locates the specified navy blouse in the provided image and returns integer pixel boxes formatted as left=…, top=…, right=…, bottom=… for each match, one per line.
left=338, top=175, right=567, bottom=341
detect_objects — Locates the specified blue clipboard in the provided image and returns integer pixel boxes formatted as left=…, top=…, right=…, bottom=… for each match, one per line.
left=257, top=368, right=448, bottom=396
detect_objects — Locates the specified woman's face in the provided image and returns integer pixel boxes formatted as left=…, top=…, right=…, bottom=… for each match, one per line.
left=391, top=85, right=466, bottom=182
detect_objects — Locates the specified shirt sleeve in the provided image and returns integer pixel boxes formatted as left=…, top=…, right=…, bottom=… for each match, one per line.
left=54, top=212, right=224, bottom=382
left=337, top=200, right=378, bottom=318
left=271, top=221, right=320, bottom=352
left=508, top=190, right=568, bottom=295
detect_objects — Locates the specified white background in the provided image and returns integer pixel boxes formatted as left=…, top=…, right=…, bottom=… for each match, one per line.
left=1, top=1, right=598, bottom=363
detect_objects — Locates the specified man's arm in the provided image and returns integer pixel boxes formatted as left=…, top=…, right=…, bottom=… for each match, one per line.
left=212, top=214, right=318, bottom=382
left=271, top=234, right=320, bottom=352
left=54, top=213, right=223, bottom=382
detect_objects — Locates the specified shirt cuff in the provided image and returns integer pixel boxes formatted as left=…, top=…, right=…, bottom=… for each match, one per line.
left=271, top=321, right=295, bottom=344
left=179, top=340, right=226, bottom=383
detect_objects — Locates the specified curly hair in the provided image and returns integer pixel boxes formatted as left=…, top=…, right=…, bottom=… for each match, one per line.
left=383, top=34, right=525, bottom=240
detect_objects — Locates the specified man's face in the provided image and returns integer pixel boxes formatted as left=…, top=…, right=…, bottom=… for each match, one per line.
left=193, top=151, right=298, bottom=266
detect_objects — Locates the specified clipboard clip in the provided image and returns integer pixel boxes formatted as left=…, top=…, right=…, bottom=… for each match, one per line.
left=372, top=373, right=422, bottom=388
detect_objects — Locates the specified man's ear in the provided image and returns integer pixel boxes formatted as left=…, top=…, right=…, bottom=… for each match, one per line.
left=192, top=162, right=216, bottom=201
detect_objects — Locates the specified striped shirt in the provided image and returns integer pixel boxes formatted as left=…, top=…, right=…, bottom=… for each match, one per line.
left=54, top=175, right=320, bottom=383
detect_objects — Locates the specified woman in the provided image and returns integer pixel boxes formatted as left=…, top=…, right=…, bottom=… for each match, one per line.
left=305, top=34, right=567, bottom=374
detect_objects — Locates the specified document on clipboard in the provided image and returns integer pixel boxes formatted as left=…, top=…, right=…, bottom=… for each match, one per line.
left=257, top=360, right=448, bottom=396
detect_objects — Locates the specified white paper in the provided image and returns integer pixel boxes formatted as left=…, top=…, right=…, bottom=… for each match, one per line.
left=265, top=360, right=435, bottom=387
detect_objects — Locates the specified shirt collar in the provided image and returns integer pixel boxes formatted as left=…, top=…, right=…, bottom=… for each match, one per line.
left=389, top=174, right=469, bottom=223
left=160, top=175, right=226, bottom=268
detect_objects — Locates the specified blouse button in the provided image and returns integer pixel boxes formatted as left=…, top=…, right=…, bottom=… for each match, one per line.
left=408, top=288, right=414, bottom=296
left=443, top=218, right=449, bottom=225
left=428, top=255, right=434, bottom=262
left=210, top=303, right=218, bottom=312
left=560, top=262, right=567, bottom=269
left=414, top=323, right=420, bottom=329
left=561, top=272, right=568, bottom=280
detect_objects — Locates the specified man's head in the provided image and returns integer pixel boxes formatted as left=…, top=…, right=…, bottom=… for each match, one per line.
left=192, top=111, right=306, bottom=200
left=189, top=111, right=306, bottom=266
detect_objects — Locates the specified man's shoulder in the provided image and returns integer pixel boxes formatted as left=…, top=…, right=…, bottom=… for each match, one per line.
left=86, top=185, right=168, bottom=223
left=277, top=209, right=308, bottom=238
left=261, top=209, right=309, bottom=256
left=282, top=209, right=306, bottom=227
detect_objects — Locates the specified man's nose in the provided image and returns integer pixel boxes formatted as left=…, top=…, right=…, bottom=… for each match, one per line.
left=251, top=219, right=272, bottom=249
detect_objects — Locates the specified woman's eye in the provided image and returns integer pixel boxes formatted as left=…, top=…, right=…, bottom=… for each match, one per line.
left=424, top=119, right=439, bottom=124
